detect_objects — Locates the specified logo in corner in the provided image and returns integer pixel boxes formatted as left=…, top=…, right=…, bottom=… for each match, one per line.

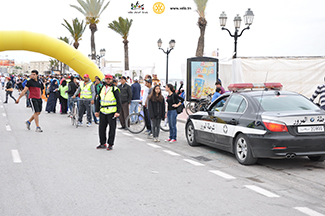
left=153, top=2, right=165, bottom=14
left=131, top=1, right=144, bottom=10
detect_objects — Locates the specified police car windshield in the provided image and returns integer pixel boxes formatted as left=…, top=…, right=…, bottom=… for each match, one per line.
left=254, top=95, right=319, bottom=111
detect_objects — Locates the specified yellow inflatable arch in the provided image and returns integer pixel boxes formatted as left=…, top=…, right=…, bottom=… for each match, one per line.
left=0, top=30, right=103, bottom=81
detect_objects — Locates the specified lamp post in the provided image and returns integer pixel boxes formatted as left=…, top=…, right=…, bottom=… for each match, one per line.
left=219, top=8, right=254, bottom=58
left=157, top=38, right=175, bottom=85
left=89, top=48, right=106, bottom=69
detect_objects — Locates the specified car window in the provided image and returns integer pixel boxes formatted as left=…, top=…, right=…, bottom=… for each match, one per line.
left=254, top=94, right=320, bottom=111
left=211, top=95, right=229, bottom=112
left=237, top=99, right=247, bottom=113
left=223, top=95, right=245, bottom=113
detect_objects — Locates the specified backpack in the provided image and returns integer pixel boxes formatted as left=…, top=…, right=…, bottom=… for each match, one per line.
left=172, top=93, right=184, bottom=114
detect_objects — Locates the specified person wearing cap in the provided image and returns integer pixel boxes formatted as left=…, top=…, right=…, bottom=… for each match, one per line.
left=142, top=75, right=152, bottom=135
left=117, top=76, right=132, bottom=129
left=67, top=76, right=79, bottom=116
left=3, top=77, right=16, bottom=103
left=130, top=77, right=141, bottom=122
left=95, top=74, right=121, bottom=150
left=72, top=74, right=96, bottom=127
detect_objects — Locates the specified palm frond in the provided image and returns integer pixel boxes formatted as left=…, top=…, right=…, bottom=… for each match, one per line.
left=71, top=0, right=110, bottom=24
left=193, top=0, right=208, bottom=18
left=108, top=17, right=133, bottom=40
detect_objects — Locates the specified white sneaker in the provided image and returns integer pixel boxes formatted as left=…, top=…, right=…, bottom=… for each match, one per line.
left=156, top=138, right=160, bottom=142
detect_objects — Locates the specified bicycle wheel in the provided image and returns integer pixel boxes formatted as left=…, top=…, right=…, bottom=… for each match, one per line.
left=126, top=113, right=145, bottom=134
left=160, top=118, right=169, bottom=132
left=186, top=101, right=197, bottom=115
left=75, top=105, right=79, bottom=128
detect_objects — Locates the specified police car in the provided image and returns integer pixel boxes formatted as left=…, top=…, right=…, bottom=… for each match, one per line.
left=185, top=83, right=325, bottom=165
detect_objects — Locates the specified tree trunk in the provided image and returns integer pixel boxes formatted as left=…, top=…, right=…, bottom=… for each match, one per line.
left=90, top=23, right=97, bottom=60
left=123, top=39, right=129, bottom=71
left=73, top=41, right=79, bottom=49
left=195, top=17, right=207, bottom=57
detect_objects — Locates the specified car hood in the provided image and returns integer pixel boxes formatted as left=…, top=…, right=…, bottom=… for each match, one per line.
left=261, top=110, right=325, bottom=126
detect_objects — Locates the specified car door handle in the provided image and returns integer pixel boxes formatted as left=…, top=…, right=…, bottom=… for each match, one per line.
left=229, top=119, right=237, bottom=125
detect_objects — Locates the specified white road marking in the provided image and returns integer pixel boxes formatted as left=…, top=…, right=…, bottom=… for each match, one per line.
left=2, top=113, right=6, bottom=117
left=183, top=159, right=205, bottom=166
left=135, top=138, right=144, bottom=142
left=245, top=185, right=280, bottom=198
left=163, top=150, right=181, bottom=156
left=147, top=143, right=162, bottom=148
left=11, top=150, right=22, bottom=163
left=209, top=170, right=236, bottom=180
left=294, top=207, right=325, bottom=216
left=6, top=125, right=11, bottom=131
left=122, top=132, right=132, bottom=136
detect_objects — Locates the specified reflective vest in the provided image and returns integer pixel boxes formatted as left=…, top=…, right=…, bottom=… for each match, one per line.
left=80, top=81, right=93, bottom=99
left=100, top=86, right=117, bottom=114
left=59, top=85, right=68, bottom=99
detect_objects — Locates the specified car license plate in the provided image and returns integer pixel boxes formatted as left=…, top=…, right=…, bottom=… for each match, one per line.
left=298, top=126, right=324, bottom=133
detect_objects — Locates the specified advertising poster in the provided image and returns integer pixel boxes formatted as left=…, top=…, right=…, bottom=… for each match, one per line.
left=186, top=57, right=218, bottom=101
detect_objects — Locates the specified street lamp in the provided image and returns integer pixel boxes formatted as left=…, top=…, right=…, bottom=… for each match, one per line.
left=157, top=38, right=175, bottom=85
left=89, top=48, right=106, bottom=69
left=219, top=8, right=254, bottom=58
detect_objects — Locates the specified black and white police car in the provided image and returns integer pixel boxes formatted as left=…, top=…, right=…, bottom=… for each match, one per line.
left=185, top=83, right=325, bottom=165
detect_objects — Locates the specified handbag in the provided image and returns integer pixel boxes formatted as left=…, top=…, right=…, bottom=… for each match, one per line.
left=176, top=103, right=184, bottom=114
left=172, top=93, right=184, bottom=114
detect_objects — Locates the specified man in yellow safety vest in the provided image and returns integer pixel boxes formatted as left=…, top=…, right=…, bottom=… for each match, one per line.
left=95, top=74, right=121, bottom=150
left=72, top=74, right=96, bottom=127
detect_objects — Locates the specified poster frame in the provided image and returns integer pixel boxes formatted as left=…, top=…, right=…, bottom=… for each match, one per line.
left=186, top=57, right=219, bottom=102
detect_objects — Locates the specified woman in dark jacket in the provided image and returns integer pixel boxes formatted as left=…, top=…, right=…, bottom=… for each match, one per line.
left=45, top=79, right=59, bottom=113
left=4, top=77, right=16, bottom=103
left=165, top=84, right=184, bottom=142
left=148, top=85, right=165, bottom=142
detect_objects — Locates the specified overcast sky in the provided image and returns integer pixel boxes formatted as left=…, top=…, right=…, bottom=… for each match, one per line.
left=1, top=0, right=325, bottom=78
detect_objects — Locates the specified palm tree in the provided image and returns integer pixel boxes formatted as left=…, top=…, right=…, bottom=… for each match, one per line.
left=49, top=59, right=59, bottom=71
left=58, top=37, right=70, bottom=74
left=194, top=0, right=208, bottom=57
left=108, top=17, right=133, bottom=71
left=70, top=0, right=110, bottom=60
left=62, top=18, right=87, bottom=49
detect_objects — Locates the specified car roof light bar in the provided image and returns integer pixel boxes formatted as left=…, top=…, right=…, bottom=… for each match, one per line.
left=228, top=83, right=283, bottom=92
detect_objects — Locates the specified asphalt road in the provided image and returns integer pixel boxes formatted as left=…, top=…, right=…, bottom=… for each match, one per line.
left=1, top=90, right=325, bottom=216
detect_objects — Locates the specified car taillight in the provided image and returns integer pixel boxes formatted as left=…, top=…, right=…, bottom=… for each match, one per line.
left=263, top=121, right=288, bottom=132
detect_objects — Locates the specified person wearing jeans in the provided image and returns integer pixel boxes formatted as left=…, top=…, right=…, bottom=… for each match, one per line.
left=165, top=84, right=184, bottom=142
left=148, top=85, right=165, bottom=142
left=130, top=77, right=141, bottom=122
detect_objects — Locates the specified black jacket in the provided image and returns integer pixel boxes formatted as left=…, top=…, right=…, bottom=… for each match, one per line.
left=118, top=83, right=132, bottom=104
left=148, top=97, right=166, bottom=120
left=5, top=81, right=13, bottom=90
left=67, top=81, right=78, bottom=97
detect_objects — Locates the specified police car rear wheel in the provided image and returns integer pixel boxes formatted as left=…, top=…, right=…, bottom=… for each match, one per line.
left=234, top=134, right=257, bottom=165
left=186, top=122, right=199, bottom=146
left=308, top=156, right=325, bottom=162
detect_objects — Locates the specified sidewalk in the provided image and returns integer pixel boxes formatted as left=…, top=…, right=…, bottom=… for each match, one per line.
left=177, top=111, right=188, bottom=123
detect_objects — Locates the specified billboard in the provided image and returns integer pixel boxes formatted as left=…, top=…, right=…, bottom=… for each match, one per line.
left=186, top=57, right=218, bottom=101
left=0, top=59, right=15, bottom=66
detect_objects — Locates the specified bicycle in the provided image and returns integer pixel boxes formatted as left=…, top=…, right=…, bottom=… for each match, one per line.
left=185, top=93, right=213, bottom=115
left=70, top=101, right=79, bottom=128
left=126, top=102, right=169, bottom=134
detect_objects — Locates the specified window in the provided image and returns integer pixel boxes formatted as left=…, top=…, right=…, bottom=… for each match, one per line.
left=254, top=95, right=319, bottom=111
left=223, top=95, right=246, bottom=113
left=211, top=95, right=229, bottom=112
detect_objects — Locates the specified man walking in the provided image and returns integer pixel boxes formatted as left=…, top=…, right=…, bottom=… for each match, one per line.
left=73, top=74, right=95, bottom=127
left=117, top=76, right=132, bottom=129
left=67, top=76, right=79, bottom=116
left=142, top=77, right=153, bottom=135
left=16, top=70, right=44, bottom=132
left=3, top=77, right=16, bottom=103
left=95, top=74, right=121, bottom=150
left=130, top=77, right=141, bottom=122
left=311, top=77, right=325, bottom=110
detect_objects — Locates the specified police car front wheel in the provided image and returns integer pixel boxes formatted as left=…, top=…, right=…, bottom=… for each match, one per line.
left=186, top=122, right=200, bottom=146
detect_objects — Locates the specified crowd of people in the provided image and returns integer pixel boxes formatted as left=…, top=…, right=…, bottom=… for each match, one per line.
left=1, top=71, right=186, bottom=150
